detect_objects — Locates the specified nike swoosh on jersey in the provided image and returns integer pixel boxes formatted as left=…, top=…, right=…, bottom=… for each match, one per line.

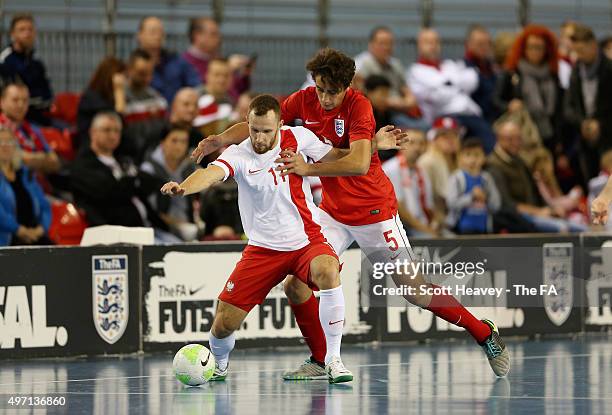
left=304, top=120, right=320, bottom=125
left=328, top=320, right=344, bottom=325
left=248, top=168, right=264, bottom=174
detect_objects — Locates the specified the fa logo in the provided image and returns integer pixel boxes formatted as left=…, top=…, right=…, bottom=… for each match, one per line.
left=226, top=281, right=235, bottom=292
left=334, top=119, right=345, bottom=137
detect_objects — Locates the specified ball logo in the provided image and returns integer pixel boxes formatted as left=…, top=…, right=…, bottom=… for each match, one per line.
left=92, top=255, right=129, bottom=344
left=226, top=281, right=235, bottom=293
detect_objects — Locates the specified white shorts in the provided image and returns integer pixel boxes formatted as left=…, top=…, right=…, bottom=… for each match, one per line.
left=319, top=209, right=415, bottom=265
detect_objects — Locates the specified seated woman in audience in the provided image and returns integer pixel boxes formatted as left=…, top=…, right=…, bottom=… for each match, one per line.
left=0, top=127, right=52, bottom=246
left=76, top=57, right=127, bottom=149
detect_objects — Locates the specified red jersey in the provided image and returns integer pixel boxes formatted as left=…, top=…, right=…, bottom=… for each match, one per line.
left=281, top=87, right=398, bottom=226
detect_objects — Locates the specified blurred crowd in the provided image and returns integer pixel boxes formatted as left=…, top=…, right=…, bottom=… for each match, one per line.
left=0, top=12, right=611, bottom=246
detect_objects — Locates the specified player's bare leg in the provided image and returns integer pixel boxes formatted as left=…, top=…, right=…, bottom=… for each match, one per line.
left=282, top=276, right=327, bottom=380
left=309, top=254, right=353, bottom=384
left=391, top=270, right=510, bottom=377
left=209, top=300, right=248, bottom=381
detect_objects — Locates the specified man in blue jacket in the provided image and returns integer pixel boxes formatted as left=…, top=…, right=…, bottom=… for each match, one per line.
left=0, top=13, right=53, bottom=126
left=136, top=16, right=201, bottom=104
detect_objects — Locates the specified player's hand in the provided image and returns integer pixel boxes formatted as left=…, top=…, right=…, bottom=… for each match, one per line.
left=375, top=125, right=411, bottom=150
left=275, top=150, right=309, bottom=177
left=591, top=196, right=610, bottom=225
left=161, top=181, right=186, bottom=196
left=191, top=135, right=223, bottom=164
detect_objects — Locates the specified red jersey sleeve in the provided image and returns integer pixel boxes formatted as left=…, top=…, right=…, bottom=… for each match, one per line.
left=280, top=90, right=304, bottom=124
left=348, top=98, right=376, bottom=143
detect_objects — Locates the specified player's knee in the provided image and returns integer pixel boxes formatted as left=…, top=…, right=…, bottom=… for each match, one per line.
left=211, top=311, right=240, bottom=338
left=284, top=276, right=311, bottom=304
left=311, top=264, right=340, bottom=290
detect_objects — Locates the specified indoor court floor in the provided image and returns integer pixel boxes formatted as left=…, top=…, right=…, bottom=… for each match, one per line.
left=1, top=335, right=610, bottom=414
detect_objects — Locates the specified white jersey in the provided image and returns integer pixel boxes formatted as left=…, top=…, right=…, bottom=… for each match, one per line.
left=211, top=126, right=332, bottom=251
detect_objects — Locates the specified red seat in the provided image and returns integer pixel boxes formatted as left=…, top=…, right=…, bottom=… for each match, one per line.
left=49, top=92, right=80, bottom=127
left=48, top=200, right=88, bottom=245
left=41, top=127, right=75, bottom=161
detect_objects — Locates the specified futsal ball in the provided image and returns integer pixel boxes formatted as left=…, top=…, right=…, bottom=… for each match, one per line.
left=173, top=344, right=216, bottom=386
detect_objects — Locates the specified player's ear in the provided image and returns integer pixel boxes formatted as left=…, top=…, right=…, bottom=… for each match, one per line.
left=279, top=119, right=284, bottom=128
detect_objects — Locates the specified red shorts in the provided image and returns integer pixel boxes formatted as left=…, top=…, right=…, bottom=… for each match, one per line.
left=218, top=242, right=338, bottom=312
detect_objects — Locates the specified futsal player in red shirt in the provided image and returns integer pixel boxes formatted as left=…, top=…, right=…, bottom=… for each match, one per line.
left=192, top=48, right=510, bottom=380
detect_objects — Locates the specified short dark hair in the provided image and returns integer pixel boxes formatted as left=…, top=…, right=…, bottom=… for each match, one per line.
left=369, top=26, right=393, bottom=42
left=460, top=137, right=485, bottom=152
left=188, top=17, right=215, bottom=43
left=128, top=49, right=152, bottom=66
left=161, top=125, right=190, bottom=142
left=466, top=24, right=488, bottom=40
left=364, top=75, right=391, bottom=92
left=10, top=13, right=34, bottom=32
left=571, top=24, right=596, bottom=43
left=306, top=48, right=355, bottom=90
left=1, top=81, right=28, bottom=98
left=248, top=94, right=280, bottom=118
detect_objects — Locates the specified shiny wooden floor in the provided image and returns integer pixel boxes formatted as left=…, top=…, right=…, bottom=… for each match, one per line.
left=1, top=335, right=611, bottom=414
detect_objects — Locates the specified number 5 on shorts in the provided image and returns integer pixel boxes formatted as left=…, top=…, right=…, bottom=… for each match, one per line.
left=383, top=230, right=398, bottom=251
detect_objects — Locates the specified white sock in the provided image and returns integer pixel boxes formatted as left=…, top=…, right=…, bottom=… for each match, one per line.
left=209, top=332, right=235, bottom=370
left=318, top=285, right=345, bottom=365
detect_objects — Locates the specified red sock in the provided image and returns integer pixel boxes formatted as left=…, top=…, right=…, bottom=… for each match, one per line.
left=289, top=293, right=326, bottom=363
left=426, top=285, right=491, bottom=343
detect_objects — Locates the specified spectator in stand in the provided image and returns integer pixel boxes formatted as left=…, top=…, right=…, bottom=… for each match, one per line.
left=493, top=32, right=517, bottom=70
left=137, top=16, right=200, bottom=104
left=120, top=49, right=168, bottom=163
left=564, top=24, right=612, bottom=182
left=464, top=24, right=498, bottom=123
left=417, top=117, right=461, bottom=222
left=0, top=13, right=53, bottom=126
left=183, top=17, right=252, bottom=102
left=558, top=20, right=578, bottom=89
left=354, top=26, right=426, bottom=130
left=486, top=119, right=584, bottom=232
left=194, top=58, right=234, bottom=138
left=382, top=129, right=439, bottom=237
left=601, top=36, right=612, bottom=60
left=230, top=91, right=256, bottom=125
left=588, top=149, right=612, bottom=230
left=167, top=87, right=202, bottom=149
left=76, top=57, right=126, bottom=149
left=494, top=24, right=564, bottom=155
left=70, top=111, right=179, bottom=243
left=408, top=28, right=496, bottom=153
left=140, top=127, right=198, bottom=241
left=362, top=74, right=398, bottom=162
left=446, top=138, right=501, bottom=234
left=530, top=147, right=586, bottom=227
left=0, top=126, right=51, bottom=246
left=0, top=82, right=60, bottom=174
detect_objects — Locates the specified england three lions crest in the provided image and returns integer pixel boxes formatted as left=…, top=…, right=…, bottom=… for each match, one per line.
left=334, top=119, right=345, bottom=137
left=542, top=243, right=573, bottom=327
left=92, top=255, right=129, bottom=344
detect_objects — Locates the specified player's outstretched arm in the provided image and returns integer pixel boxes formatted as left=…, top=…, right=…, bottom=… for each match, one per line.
left=161, top=165, right=226, bottom=197
left=191, top=122, right=250, bottom=163
left=592, top=176, right=612, bottom=224
left=277, top=139, right=372, bottom=177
